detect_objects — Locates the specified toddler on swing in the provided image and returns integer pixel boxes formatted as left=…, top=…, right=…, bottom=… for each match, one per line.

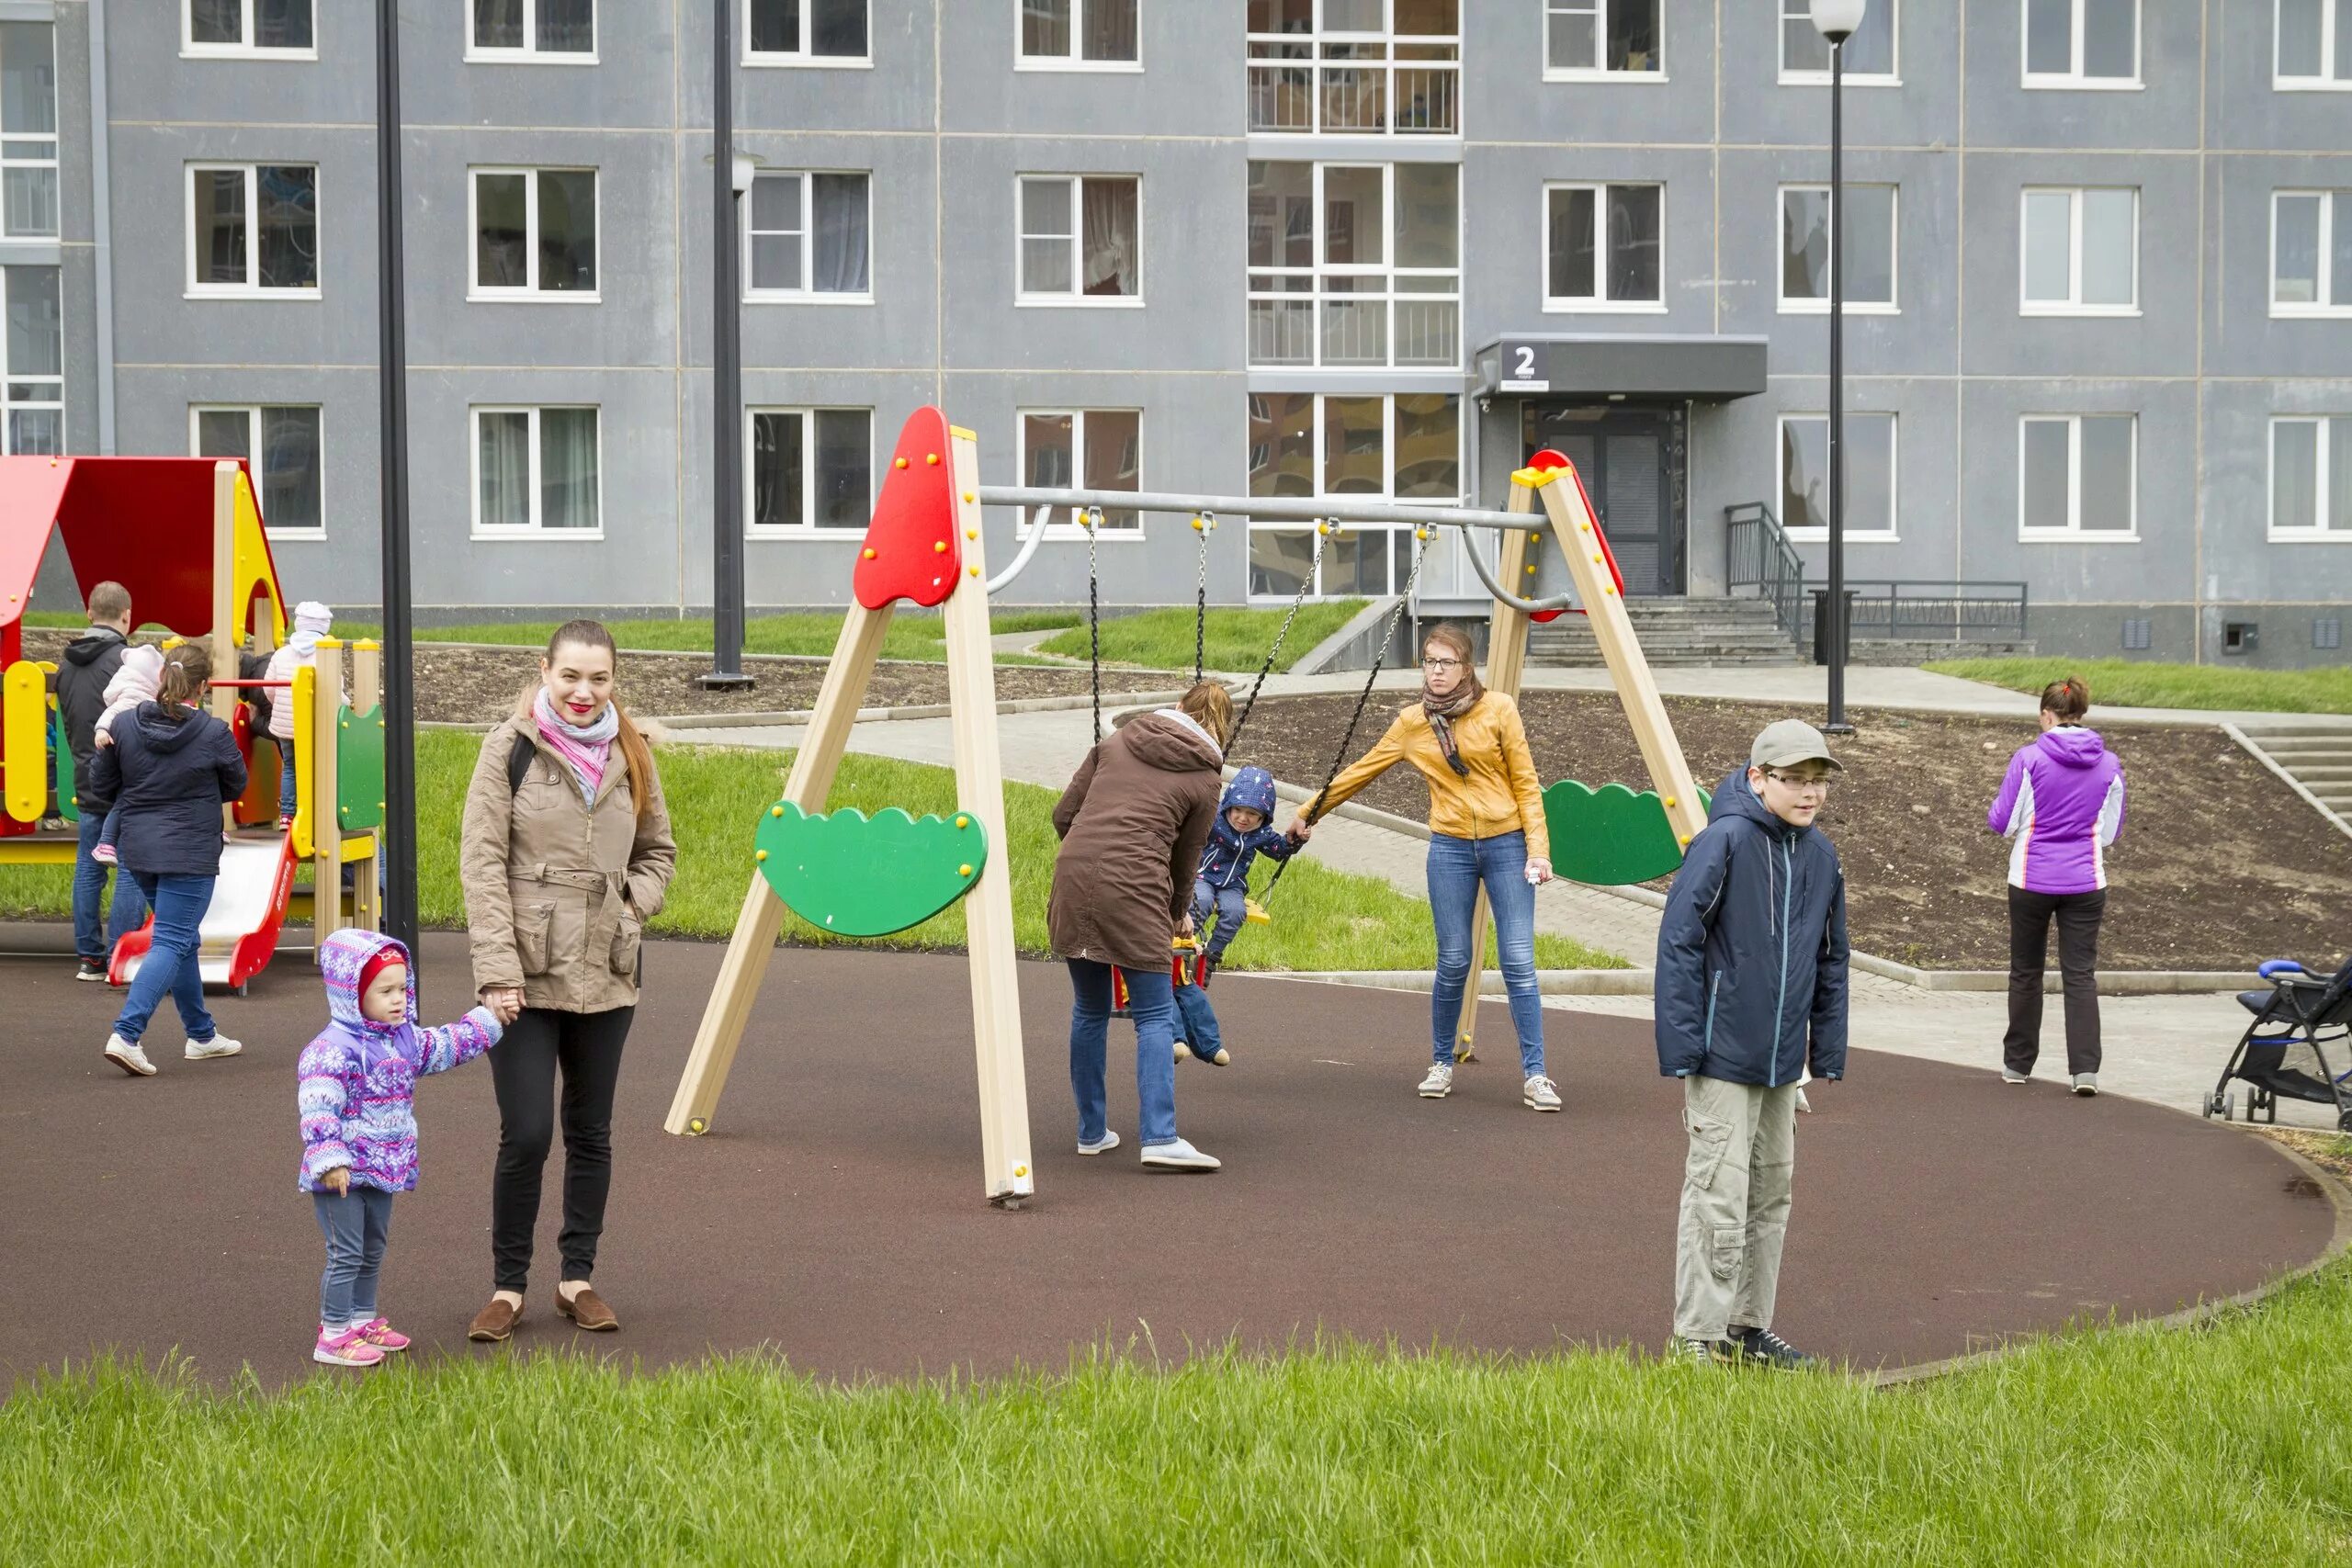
left=1170, top=765, right=1302, bottom=1069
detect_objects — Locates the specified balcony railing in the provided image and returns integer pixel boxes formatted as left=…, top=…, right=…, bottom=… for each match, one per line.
left=1247, top=283, right=1459, bottom=368
left=1805, top=581, right=2032, bottom=646
left=1247, top=43, right=1460, bottom=135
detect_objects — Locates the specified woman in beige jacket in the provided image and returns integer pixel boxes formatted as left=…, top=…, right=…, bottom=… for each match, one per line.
left=458, top=620, right=675, bottom=1341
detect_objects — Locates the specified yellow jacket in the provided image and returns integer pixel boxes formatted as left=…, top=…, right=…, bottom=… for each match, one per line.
left=1306, top=691, right=1550, bottom=862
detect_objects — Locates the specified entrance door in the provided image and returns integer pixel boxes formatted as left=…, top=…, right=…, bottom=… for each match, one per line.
left=1523, top=403, right=1685, bottom=595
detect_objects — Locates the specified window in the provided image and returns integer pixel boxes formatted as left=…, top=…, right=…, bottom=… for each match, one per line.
left=1781, top=0, right=1896, bottom=78
left=187, top=164, right=319, bottom=296
left=1247, top=0, right=1460, bottom=135
left=0, top=265, right=60, bottom=455
left=0, top=26, right=55, bottom=239
left=2272, top=191, right=2352, bottom=315
left=2018, top=415, right=2136, bottom=538
left=1544, top=182, right=1663, bottom=310
left=469, top=0, right=595, bottom=59
left=1245, top=391, right=1457, bottom=599
left=2270, top=417, right=2352, bottom=538
left=1544, top=0, right=1661, bottom=76
left=749, top=408, right=871, bottom=531
left=1777, top=414, right=1898, bottom=538
left=746, top=172, right=871, bottom=299
left=1017, top=175, right=1140, bottom=301
left=2277, top=0, right=2352, bottom=87
left=192, top=406, right=323, bottom=536
left=1020, top=410, right=1141, bottom=535
left=1249, top=161, right=1458, bottom=366
left=1018, top=0, right=1139, bottom=65
left=470, top=168, right=597, bottom=299
left=472, top=407, right=601, bottom=535
left=2023, top=0, right=2138, bottom=85
left=1779, top=185, right=1896, bottom=310
left=746, top=0, right=869, bottom=62
left=185, top=0, right=314, bottom=55
left=2019, top=186, right=2136, bottom=313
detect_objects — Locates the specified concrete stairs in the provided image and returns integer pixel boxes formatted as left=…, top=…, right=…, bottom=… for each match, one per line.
left=1527, top=596, right=1801, bottom=667
left=2227, top=723, right=2352, bottom=838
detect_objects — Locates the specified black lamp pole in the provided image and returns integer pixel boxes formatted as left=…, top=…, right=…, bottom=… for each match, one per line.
left=703, top=0, right=752, bottom=689
left=375, top=0, right=418, bottom=947
left=1824, top=29, right=1853, bottom=736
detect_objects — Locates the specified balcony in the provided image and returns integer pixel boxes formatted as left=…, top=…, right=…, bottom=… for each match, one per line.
left=1248, top=280, right=1459, bottom=368
left=1247, top=43, right=1460, bottom=135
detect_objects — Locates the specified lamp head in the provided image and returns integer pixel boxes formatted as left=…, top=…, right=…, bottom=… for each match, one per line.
left=1809, top=0, right=1868, bottom=41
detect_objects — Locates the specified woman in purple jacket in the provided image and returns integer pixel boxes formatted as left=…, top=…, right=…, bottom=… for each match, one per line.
left=1987, top=677, right=2127, bottom=1095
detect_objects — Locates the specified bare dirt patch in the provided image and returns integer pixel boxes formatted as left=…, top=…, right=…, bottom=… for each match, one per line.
left=1232, top=690, right=2352, bottom=973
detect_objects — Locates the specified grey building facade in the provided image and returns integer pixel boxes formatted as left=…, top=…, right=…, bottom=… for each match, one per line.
left=19, top=0, right=2352, bottom=665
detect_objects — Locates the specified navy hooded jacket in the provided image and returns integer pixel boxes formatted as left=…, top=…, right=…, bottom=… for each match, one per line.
left=1654, top=766, right=1849, bottom=1086
left=1197, top=766, right=1298, bottom=889
left=85, top=703, right=247, bottom=878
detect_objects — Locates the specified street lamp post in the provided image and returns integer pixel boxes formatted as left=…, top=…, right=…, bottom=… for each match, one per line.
left=1811, top=0, right=1866, bottom=737
left=374, top=0, right=418, bottom=948
left=702, top=0, right=754, bottom=691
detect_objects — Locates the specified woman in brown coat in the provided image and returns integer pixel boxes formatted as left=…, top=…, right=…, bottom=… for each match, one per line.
left=1049, top=682, right=1230, bottom=1171
left=458, top=620, right=676, bottom=1340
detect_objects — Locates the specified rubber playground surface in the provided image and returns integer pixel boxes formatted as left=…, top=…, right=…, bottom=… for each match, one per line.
left=0, top=934, right=2335, bottom=1391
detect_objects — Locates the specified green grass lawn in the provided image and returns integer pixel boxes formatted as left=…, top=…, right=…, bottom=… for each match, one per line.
left=1036, top=601, right=1373, bottom=673
left=0, top=731, right=1621, bottom=973
left=6, top=1255, right=2348, bottom=1562
left=1927, top=657, right=2352, bottom=716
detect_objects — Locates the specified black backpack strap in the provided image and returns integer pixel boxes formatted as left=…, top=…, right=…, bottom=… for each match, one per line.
left=508, top=732, right=536, bottom=795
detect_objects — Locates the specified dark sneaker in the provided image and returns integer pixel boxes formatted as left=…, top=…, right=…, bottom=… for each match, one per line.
left=75, top=958, right=107, bottom=983
left=1733, top=1325, right=1815, bottom=1371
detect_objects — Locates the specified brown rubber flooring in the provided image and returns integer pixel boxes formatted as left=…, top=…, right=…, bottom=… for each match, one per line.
left=0, top=933, right=2334, bottom=1390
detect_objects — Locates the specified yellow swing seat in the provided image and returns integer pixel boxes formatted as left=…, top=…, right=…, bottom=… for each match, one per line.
left=1243, top=897, right=1271, bottom=926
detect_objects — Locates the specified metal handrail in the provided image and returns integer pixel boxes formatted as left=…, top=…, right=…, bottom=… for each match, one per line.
left=1724, top=501, right=1807, bottom=639
left=1458, top=533, right=1577, bottom=615
left=1801, top=580, right=2031, bottom=643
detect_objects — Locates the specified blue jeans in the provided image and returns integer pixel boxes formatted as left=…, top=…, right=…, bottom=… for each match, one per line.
left=72, top=807, right=148, bottom=964
left=1427, top=829, right=1546, bottom=1077
left=1173, top=980, right=1226, bottom=1063
left=110, top=872, right=217, bottom=1047
left=1190, top=877, right=1250, bottom=961
left=279, top=746, right=299, bottom=819
left=313, top=1186, right=395, bottom=1326
left=1068, top=958, right=1179, bottom=1148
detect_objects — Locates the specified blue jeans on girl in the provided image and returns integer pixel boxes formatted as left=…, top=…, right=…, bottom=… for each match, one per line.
left=1190, top=876, right=1250, bottom=961
left=110, top=872, right=218, bottom=1047
left=1426, top=829, right=1546, bottom=1077
left=1067, top=958, right=1179, bottom=1148
left=279, top=746, right=299, bottom=821
left=312, top=1186, right=395, bottom=1325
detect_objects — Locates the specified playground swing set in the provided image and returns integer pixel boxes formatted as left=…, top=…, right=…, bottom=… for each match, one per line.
left=665, top=406, right=1710, bottom=1206
left=0, top=457, right=385, bottom=990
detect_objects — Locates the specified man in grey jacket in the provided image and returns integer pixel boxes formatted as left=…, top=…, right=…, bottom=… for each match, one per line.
left=51, top=581, right=147, bottom=980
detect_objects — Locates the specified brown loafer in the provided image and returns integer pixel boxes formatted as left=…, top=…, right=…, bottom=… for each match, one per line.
left=468, top=1296, right=521, bottom=1343
left=557, top=1286, right=618, bottom=1332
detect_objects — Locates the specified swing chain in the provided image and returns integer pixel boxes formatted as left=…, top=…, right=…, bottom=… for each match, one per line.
left=1084, top=505, right=1103, bottom=742
left=1192, top=511, right=1215, bottom=684
left=1226, top=521, right=1327, bottom=758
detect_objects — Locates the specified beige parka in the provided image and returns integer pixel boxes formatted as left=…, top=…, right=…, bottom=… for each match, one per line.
left=460, top=707, right=677, bottom=1012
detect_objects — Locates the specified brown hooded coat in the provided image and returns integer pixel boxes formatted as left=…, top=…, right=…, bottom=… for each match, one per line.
left=1048, top=710, right=1224, bottom=971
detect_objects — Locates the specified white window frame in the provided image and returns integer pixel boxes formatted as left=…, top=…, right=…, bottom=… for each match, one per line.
left=468, top=166, right=601, bottom=302
left=1016, top=408, right=1144, bottom=539
left=1542, top=180, right=1667, bottom=313
left=181, top=0, right=318, bottom=60
left=469, top=405, right=604, bottom=539
left=2018, top=186, right=2139, bottom=316
left=1542, top=0, right=1668, bottom=82
left=743, top=0, right=874, bottom=67
left=745, top=406, right=874, bottom=535
left=190, top=404, right=325, bottom=539
left=1015, top=174, right=1144, bottom=307
left=0, top=266, right=62, bottom=456
left=0, top=24, right=58, bottom=239
left=1775, top=413, right=1900, bottom=541
left=1776, top=183, right=1899, bottom=314
left=2017, top=414, right=2140, bottom=542
left=1777, top=0, right=1901, bottom=85
left=742, top=171, right=873, bottom=304
left=1014, top=0, right=1143, bottom=72
left=465, top=0, right=599, bottom=63
left=2276, top=0, right=2352, bottom=88
left=185, top=163, right=322, bottom=299
left=2020, top=0, right=2142, bottom=88
left=2270, top=189, right=2350, bottom=317
left=2267, top=415, right=2352, bottom=540
left=1244, top=391, right=1461, bottom=604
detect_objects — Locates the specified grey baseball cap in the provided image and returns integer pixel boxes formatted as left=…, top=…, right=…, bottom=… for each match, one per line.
left=1749, top=718, right=1843, bottom=771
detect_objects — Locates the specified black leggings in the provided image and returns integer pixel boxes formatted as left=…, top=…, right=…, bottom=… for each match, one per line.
left=2004, top=887, right=2105, bottom=1077
left=490, top=1005, right=633, bottom=1292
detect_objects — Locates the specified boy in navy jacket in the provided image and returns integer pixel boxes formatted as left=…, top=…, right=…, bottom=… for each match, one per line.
left=1190, top=767, right=1298, bottom=971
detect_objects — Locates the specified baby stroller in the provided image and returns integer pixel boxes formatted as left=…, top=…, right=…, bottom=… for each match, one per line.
left=2202, top=954, right=2352, bottom=1131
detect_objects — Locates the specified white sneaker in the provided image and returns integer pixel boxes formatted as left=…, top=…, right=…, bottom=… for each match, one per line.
left=1077, top=1129, right=1121, bottom=1156
left=1174, top=1040, right=1230, bottom=1066
left=1523, top=1075, right=1562, bottom=1112
left=1140, top=1137, right=1220, bottom=1171
left=1418, top=1063, right=1454, bottom=1099
left=2072, top=1074, right=2098, bottom=1097
left=185, top=1035, right=243, bottom=1062
left=103, top=1034, right=156, bottom=1077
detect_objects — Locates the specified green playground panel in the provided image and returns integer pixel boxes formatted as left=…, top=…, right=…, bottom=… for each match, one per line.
left=336, top=702, right=387, bottom=832
left=51, top=708, right=76, bottom=824
left=755, top=801, right=988, bottom=939
left=1544, top=780, right=1713, bottom=886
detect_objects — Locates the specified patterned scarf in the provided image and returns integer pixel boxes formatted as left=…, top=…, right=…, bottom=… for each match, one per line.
left=533, top=689, right=619, bottom=806
left=1420, top=676, right=1486, bottom=779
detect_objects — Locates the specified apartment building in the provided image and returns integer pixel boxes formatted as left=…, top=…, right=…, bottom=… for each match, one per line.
left=20, top=1, right=2352, bottom=664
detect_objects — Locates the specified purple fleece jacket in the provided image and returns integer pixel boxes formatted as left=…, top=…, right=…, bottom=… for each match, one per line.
left=1987, top=725, right=2127, bottom=895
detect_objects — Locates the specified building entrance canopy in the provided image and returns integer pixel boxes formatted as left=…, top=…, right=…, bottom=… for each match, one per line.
left=1475, top=333, right=1768, bottom=400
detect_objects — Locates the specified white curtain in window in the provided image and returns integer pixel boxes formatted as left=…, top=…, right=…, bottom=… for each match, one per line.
left=811, top=174, right=868, bottom=294
left=539, top=409, right=600, bottom=530
left=478, top=412, right=532, bottom=530
left=1080, top=178, right=1137, bottom=296
left=474, top=0, right=525, bottom=50
left=261, top=407, right=322, bottom=532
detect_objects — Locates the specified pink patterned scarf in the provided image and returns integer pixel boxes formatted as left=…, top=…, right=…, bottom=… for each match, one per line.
left=532, top=689, right=618, bottom=806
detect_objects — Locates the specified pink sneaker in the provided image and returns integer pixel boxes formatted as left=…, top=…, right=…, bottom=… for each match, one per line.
left=354, top=1317, right=411, bottom=1353
left=92, top=843, right=116, bottom=864
left=277, top=815, right=294, bottom=833
left=313, top=1325, right=386, bottom=1368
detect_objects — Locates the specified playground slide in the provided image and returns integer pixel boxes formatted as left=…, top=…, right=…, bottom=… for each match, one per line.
left=111, top=832, right=300, bottom=992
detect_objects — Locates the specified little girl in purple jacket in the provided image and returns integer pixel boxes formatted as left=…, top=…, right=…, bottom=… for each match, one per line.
left=297, top=930, right=509, bottom=1368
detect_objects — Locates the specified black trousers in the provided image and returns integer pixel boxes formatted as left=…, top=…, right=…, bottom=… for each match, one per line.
left=490, top=1005, right=633, bottom=1292
left=2004, top=887, right=2106, bottom=1077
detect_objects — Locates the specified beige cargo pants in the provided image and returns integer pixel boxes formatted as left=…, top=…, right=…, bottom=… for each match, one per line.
left=1673, top=1073, right=1800, bottom=1342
